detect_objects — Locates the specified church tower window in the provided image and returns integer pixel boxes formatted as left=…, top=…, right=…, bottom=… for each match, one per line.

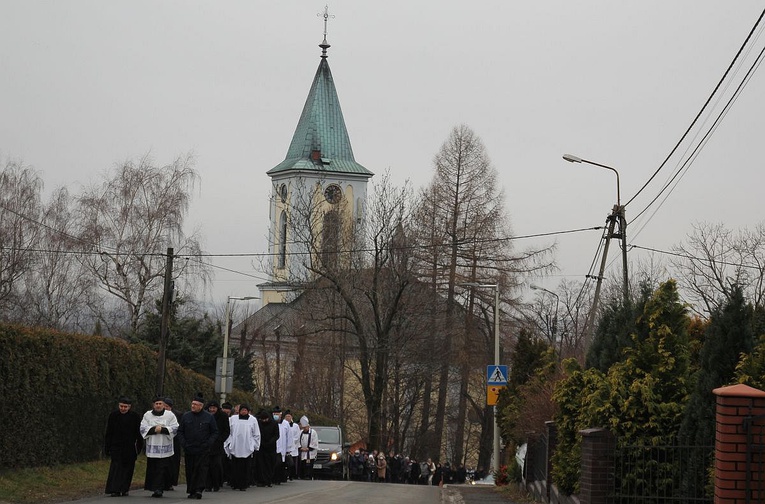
left=278, top=211, right=287, bottom=269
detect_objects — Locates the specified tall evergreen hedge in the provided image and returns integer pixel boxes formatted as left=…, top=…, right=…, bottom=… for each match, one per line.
left=0, top=324, right=251, bottom=469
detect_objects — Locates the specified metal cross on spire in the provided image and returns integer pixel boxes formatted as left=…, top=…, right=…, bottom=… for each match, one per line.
left=317, top=5, right=334, bottom=58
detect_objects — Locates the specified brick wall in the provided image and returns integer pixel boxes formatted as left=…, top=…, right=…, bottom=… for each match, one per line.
left=579, top=428, right=615, bottom=504
left=713, top=383, right=765, bottom=504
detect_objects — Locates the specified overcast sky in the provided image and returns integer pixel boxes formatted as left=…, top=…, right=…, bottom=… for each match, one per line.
left=2, top=1, right=764, bottom=310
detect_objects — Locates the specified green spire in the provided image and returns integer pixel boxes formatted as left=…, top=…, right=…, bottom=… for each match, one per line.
left=268, top=48, right=372, bottom=177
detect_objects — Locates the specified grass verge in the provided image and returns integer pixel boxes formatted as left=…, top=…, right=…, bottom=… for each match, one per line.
left=0, top=458, right=147, bottom=504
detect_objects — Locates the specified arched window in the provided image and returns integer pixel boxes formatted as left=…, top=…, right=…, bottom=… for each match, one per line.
left=278, top=211, right=287, bottom=269
left=322, top=210, right=340, bottom=269
left=356, top=197, right=364, bottom=224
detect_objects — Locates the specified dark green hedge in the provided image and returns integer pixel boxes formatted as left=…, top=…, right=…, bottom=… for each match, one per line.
left=0, top=324, right=252, bottom=469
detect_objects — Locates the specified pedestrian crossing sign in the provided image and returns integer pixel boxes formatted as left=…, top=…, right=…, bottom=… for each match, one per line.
left=487, top=365, right=508, bottom=385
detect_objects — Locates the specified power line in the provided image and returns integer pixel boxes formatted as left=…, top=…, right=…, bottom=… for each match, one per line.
left=630, top=243, right=765, bottom=271
left=629, top=38, right=765, bottom=230
left=1, top=223, right=604, bottom=285
left=624, top=6, right=765, bottom=208
left=0, top=201, right=110, bottom=254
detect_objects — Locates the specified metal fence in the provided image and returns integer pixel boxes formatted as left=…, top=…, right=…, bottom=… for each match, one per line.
left=612, top=440, right=714, bottom=504
left=526, top=433, right=549, bottom=483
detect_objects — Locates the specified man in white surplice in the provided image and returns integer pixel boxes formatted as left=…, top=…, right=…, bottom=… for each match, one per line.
left=296, top=416, right=319, bottom=480
left=223, top=404, right=261, bottom=491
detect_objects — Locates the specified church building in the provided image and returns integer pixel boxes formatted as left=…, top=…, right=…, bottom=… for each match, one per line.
left=259, top=21, right=373, bottom=306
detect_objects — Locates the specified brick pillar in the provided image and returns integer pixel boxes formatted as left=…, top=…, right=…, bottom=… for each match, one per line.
left=545, top=421, right=557, bottom=502
left=713, top=383, right=765, bottom=504
left=579, top=428, right=615, bottom=504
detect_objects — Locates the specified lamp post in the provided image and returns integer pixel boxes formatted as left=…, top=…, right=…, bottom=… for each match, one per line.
left=221, top=295, right=258, bottom=403
left=529, top=284, right=560, bottom=357
left=563, top=154, right=628, bottom=346
left=461, top=282, right=500, bottom=475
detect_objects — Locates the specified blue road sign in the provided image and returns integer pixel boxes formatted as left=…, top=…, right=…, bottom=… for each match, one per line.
left=487, top=365, right=508, bottom=385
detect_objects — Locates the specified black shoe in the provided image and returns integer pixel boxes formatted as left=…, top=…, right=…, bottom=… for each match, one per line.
left=187, top=494, right=194, bottom=499
left=194, top=492, right=203, bottom=499
left=152, top=491, right=163, bottom=498
left=110, top=493, right=121, bottom=497
left=121, top=492, right=129, bottom=497
left=238, top=488, right=246, bottom=492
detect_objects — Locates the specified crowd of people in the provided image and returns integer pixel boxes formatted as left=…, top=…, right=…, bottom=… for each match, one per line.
left=103, top=395, right=319, bottom=498
left=347, top=449, right=479, bottom=486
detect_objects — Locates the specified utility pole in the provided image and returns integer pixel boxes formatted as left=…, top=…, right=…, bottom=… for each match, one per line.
left=585, top=211, right=617, bottom=348
left=563, top=154, right=629, bottom=346
left=156, top=247, right=173, bottom=395
left=616, top=206, right=629, bottom=303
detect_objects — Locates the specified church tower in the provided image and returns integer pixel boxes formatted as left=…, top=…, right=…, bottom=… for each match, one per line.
left=260, top=13, right=373, bottom=306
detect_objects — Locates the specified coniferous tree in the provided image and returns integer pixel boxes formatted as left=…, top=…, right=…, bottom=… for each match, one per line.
left=679, top=285, right=754, bottom=495
left=585, top=281, right=652, bottom=372
left=497, top=329, right=553, bottom=444
left=135, top=298, right=245, bottom=387
left=552, top=280, right=693, bottom=497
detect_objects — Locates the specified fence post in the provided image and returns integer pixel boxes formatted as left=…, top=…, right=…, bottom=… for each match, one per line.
left=713, top=383, right=765, bottom=504
left=579, top=428, right=615, bottom=504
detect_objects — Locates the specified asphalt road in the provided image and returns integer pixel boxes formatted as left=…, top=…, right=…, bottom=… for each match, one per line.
left=444, top=485, right=518, bottom=504
left=72, top=480, right=514, bottom=504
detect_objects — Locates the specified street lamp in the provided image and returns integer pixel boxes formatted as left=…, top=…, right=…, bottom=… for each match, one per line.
left=221, top=295, right=258, bottom=403
left=563, top=154, right=629, bottom=345
left=563, top=154, right=620, bottom=207
left=530, top=284, right=561, bottom=357
left=461, top=282, right=500, bottom=475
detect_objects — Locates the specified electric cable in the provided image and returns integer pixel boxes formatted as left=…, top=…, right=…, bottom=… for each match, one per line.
left=624, top=6, right=765, bottom=209
left=628, top=39, right=765, bottom=234
left=630, top=243, right=765, bottom=271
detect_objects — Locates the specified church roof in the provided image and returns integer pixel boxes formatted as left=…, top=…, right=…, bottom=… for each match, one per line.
left=267, top=45, right=373, bottom=178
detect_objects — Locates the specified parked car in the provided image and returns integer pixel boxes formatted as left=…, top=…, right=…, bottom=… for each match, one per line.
left=311, top=425, right=349, bottom=480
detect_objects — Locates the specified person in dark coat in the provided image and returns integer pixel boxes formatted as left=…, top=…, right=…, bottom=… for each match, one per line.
left=220, top=402, right=234, bottom=483
left=409, top=458, right=421, bottom=484
left=205, top=400, right=230, bottom=492
left=432, top=463, right=443, bottom=487
left=104, top=396, right=143, bottom=497
left=349, top=450, right=365, bottom=481
left=163, top=397, right=183, bottom=490
left=255, top=409, right=280, bottom=487
left=176, top=394, right=218, bottom=499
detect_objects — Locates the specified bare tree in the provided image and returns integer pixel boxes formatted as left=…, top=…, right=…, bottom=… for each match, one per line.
left=75, top=154, right=208, bottom=336
left=0, top=160, right=42, bottom=313
left=283, top=171, right=421, bottom=451
left=525, top=279, right=590, bottom=362
left=671, top=222, right=765, bottom=314
left=19, top=187, right=95, bottom=331
left=411, top=124, right=553, bottom=464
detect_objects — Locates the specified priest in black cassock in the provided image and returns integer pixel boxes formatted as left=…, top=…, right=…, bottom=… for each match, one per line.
left=104, top=396, right=143, bottom=497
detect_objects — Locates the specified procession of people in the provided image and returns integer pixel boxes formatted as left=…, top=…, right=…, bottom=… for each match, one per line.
left=104, top=396, right=320, bottom=497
